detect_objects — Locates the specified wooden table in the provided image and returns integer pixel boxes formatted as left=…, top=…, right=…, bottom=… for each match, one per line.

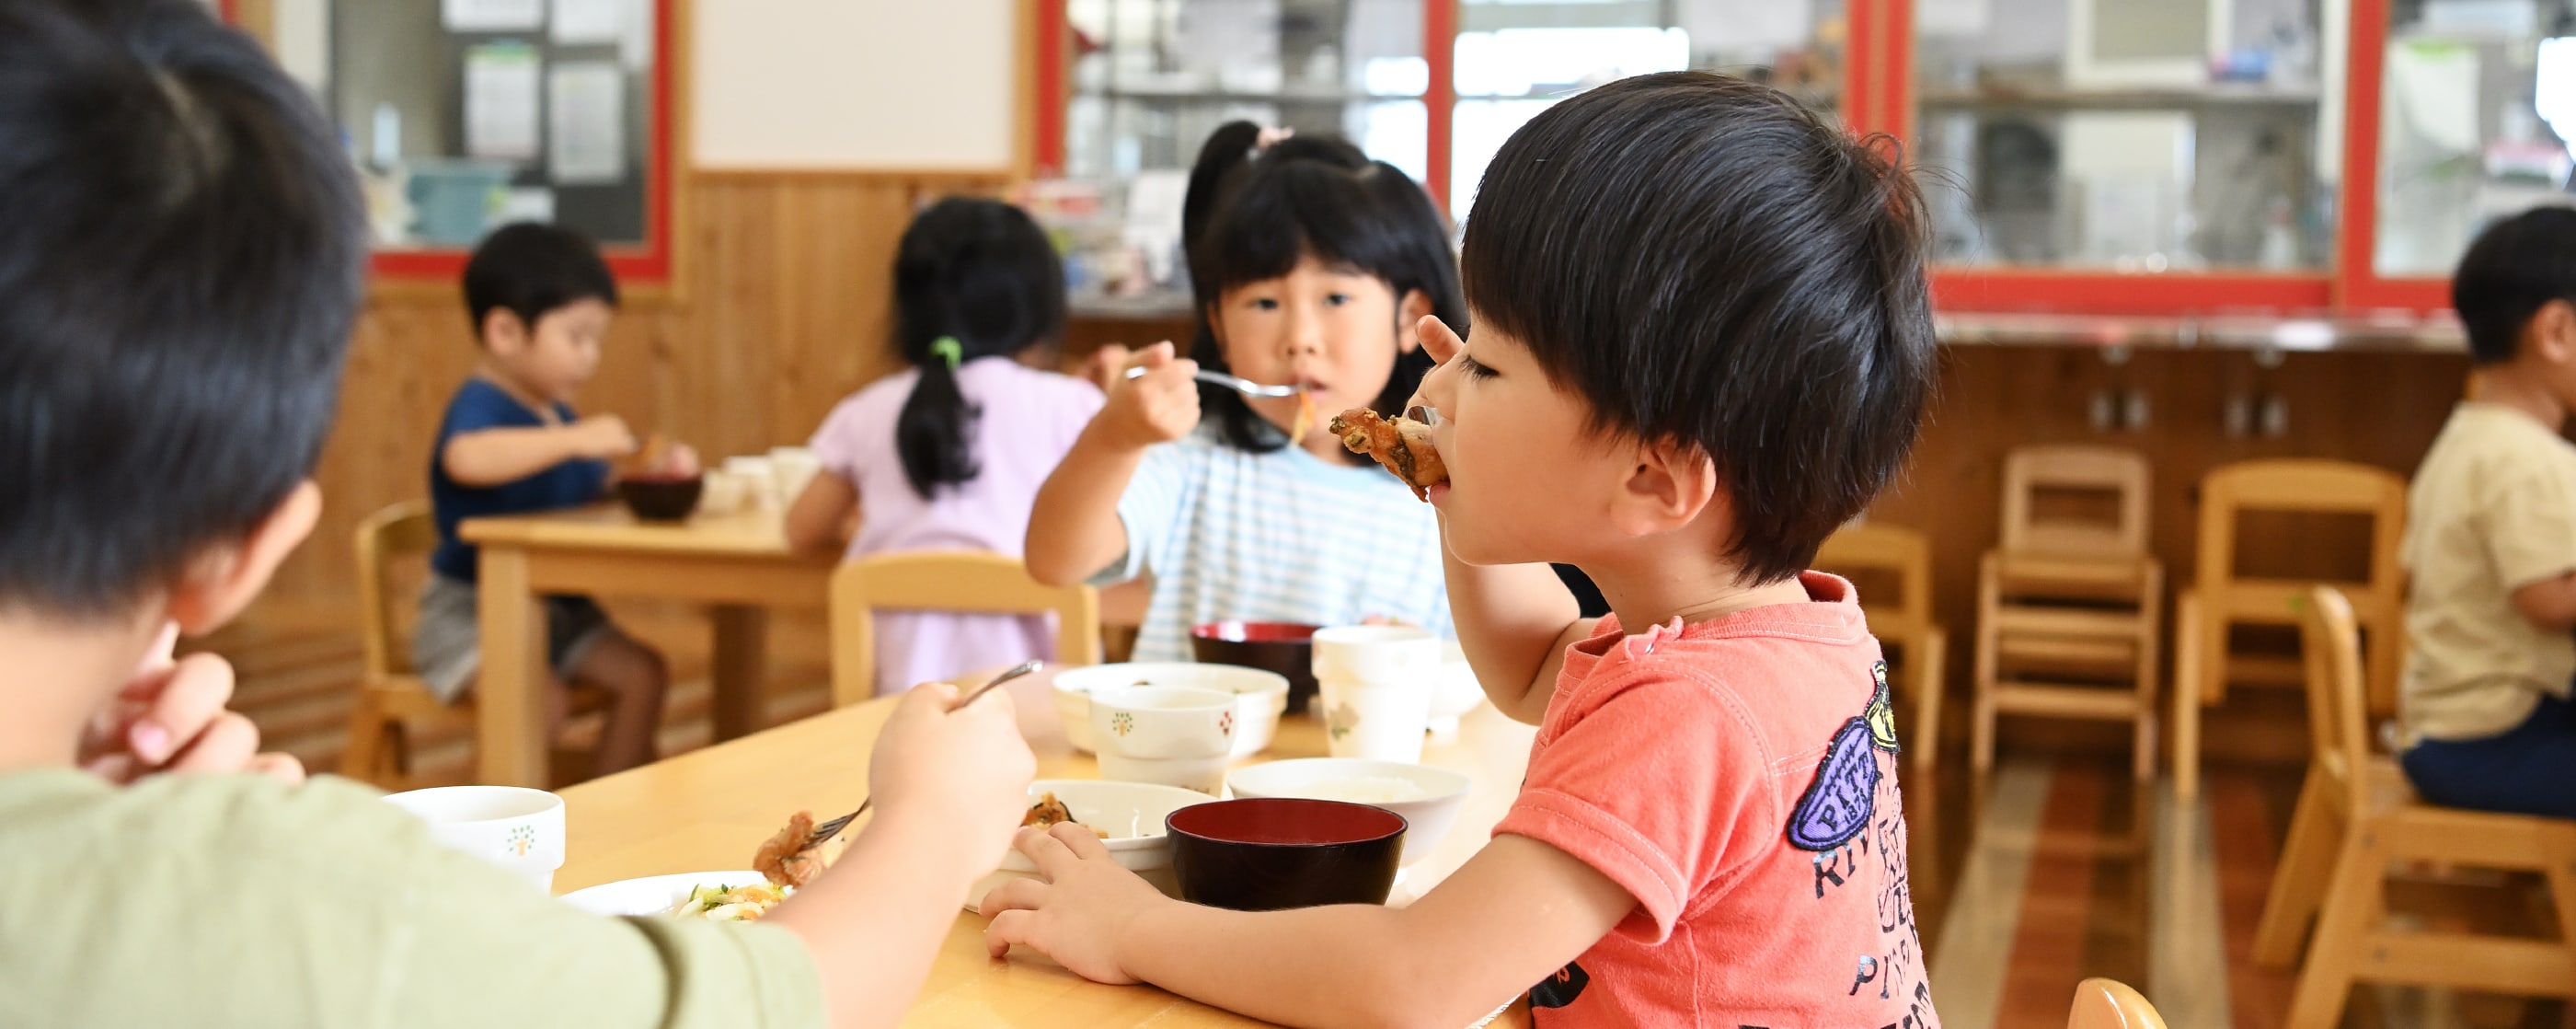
left=461, top=507, right=837, bottom=787
left=554, top=676, right=1540, bottom=1027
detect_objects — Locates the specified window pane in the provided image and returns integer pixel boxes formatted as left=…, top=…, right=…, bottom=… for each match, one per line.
left=1913, top=0, right=2339, bottom=272
left=2373, top=0, right=2576, bottom=277
left=1449, top=0, right=1846, bottom=222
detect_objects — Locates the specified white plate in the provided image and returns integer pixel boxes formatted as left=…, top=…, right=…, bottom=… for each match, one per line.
left=560, top=870, right=773, bottom=918
left=966, top=779, right=1213, bottom=911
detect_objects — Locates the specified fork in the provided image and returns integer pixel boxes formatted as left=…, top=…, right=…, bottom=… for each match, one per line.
left=1123, top=364, right=1308, bottom=399
left=802, top=660, right=1044, bottom=847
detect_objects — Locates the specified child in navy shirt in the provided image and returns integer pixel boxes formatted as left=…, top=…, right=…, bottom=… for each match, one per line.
left=414, top=223, right=689, bottom=778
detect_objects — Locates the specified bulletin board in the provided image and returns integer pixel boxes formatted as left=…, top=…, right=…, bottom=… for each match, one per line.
left=223, top=0, right=677, bottom=284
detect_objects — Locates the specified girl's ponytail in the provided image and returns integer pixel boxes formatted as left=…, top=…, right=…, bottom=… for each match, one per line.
left=890, top=198, right=1068, bottom=499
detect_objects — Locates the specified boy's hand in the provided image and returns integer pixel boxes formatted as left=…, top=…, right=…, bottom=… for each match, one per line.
left=979, top=823, right=1169, bottom=983
left=867, top=682, right=1037, bottom=867
left=79, top=627, right=305, bottom=785
left=1094, top=342, right=1200, bottom=451
left=569, top=414, right=638, bottom=460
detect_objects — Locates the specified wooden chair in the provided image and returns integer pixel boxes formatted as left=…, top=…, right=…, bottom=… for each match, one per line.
left=2173, top=459, right=2406, bottom=799
left=2066, top=978, right=2168, bottom=1029
left=829, top=551, right=1103, bottom=707
left=341, top=502, right=608, bottom=790
left=2250, top=585, right=2576, bottom=1027
left=1972, top=445, right=2164, bottom=780
left=1814, top=521, right=1948, bottom=769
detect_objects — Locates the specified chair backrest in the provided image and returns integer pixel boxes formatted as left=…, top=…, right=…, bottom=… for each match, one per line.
left=2295, top=585, right=2375, bottom=817
left=354, top=501, right=439, bottom=681
left=2000, top=445, right=2151, bottom=559
left=829, top=550, right=1102, bottom=707
left=1813, top=521, right=1934, bottom=639
left=2066, top=977, right=2168, bottom=1029
left=2194, top=458, right=2409, bottom=711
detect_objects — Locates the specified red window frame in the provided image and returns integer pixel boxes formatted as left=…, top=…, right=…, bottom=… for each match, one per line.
left=220, top=0, right=676, bottom=284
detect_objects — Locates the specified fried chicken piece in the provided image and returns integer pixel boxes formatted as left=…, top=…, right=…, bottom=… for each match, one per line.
left=1020, top=792, right=1109, bottom=838
left=1329, top=408, right=1447, bottom=501
left=753, top=810, right=852, bottom=889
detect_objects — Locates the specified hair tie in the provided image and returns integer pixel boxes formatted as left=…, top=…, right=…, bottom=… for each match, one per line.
left=929, top=336, right=962, bottom=370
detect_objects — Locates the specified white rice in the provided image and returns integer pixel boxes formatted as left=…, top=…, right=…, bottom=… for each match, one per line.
left=1294, top=776, right=1429, bottom=804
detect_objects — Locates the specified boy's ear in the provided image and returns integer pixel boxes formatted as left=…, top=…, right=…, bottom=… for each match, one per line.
left=1607, top=436, right=1721, bottom=540
left=2539, top=299, right=2576, bottom=358
left=1395, top=290, right=1434, bottom=354
left=164, top=480, right=321, bottom=636
left=480, top=308, right=530, bottom=354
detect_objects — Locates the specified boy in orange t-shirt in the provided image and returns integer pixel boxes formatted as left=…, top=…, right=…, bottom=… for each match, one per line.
left=978, top=71, right=1940, bottom=1029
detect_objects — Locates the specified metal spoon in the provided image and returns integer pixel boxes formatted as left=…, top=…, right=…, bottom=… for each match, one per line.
left=801, top=660, right=1044, bottom=847
left=1123, top=364, right=1308, bottom=399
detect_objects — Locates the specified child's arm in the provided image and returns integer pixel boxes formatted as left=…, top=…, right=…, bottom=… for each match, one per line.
left=983, top=829, right=1633, bottom=1028
left=1442, top=550, right=1593, bottom=724
left=785, top=472, right=858, bottom=552
left=2512, top=571, right=2576, bottom=631
left=766, top=683, right=1036, bottom=1029
left=442, top=414, right=636, bottom=488
left=1024, top=342, right=1200, bottom=586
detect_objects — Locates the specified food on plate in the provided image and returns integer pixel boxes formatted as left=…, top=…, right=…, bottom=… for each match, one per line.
left=1021, top=792, right=1109, bottom=838
left=667, top=881, right=787, bottom=922
left=752, top=810, right=852, bottom=889
left=1329, top=408, right=1446, bottom=500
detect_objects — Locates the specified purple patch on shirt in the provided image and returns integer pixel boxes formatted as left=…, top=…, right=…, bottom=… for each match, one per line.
left=1787, top=718, right=1880, bottom=851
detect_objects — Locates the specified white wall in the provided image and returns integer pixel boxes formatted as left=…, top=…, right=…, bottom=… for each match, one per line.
left=693, top=0, right=1018, bottom=169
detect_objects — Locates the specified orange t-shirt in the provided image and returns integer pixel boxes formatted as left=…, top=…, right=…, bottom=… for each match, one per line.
left=1492, top=572, right=1938, bottom=1029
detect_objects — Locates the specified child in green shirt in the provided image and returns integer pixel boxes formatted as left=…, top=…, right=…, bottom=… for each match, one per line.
left=0, top=2, right=1033, bottom=1026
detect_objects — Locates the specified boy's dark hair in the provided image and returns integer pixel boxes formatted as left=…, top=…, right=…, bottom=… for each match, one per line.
left=0, top=0, right=363, bottom=616
left=2453, top=205, right=2576, bottom=365
left=462, top=221, right=619, bottom=340
left=1183, top=121, right=1466, bottom=459
left=1462, top=72, right=1934, bottom=584
left=891, top=196, right=1067, bottom=499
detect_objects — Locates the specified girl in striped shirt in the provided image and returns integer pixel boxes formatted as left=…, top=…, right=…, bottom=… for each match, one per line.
left=1025, top=123, right=1462, bottom=659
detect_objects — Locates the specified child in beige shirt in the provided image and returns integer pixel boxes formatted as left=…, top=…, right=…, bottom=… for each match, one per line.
left=2398, top=205, right=2576, bottom=819
left=0, top=3, right=1032, bottom=1026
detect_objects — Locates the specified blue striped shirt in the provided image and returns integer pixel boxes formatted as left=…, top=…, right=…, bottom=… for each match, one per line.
left=1102, top=426, right=1453, bottom=662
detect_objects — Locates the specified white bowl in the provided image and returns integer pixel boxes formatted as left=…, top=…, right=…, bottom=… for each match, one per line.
left=1225, top=758, right=1472, bottom=867
left=560, top=870, right=769, bottom=917
left=968, top=779, right=1215, bottom=910
left=1052, top=663, right=1289, bottom=757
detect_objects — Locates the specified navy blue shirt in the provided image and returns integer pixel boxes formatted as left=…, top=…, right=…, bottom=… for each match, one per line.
left=429, top=377, right=610, bottom=583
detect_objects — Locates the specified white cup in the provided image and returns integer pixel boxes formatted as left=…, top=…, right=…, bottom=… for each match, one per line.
left=1317, top=676, right=1435, bottom=762
left=768, top=446, right=823, bottom=506
left=1311, top=625, right=1441, bottom=685
left=698, top=469, right=752, bottom=515
left=722, top=457, right=778, bottom=510
left=384, top=786, right=566, bottom=892
left=1093, top=687, right=1236, bottom=792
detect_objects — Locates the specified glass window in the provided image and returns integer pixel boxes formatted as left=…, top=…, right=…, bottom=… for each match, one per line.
left=1450, top=0, right=1847, bottom=220
left=302, top=0, right=661, bottom=250
left=1913, top=0, right=2340, bottom=272
left=2373, top=0, right=2576, bottom=277
left=1064, top=0, right=1429, bottom=183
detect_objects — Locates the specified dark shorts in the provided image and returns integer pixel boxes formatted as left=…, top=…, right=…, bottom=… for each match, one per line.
left=410, top=575, right=615, bottom=702
left=2399, top=693, right=2576, bottom=819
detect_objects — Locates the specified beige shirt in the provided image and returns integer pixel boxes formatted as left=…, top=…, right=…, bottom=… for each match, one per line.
left=0, top=769, right=826, bottom=1029
left=2401, top=402, right=2576, bottom=741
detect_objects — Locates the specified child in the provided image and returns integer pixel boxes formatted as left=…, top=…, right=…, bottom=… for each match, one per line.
left=1026, top=123, right=1463, bottom=658
left=983, top=73, right=1940, bottom=1028
left=2397, top=205, right=2576, bottom=819
left=785, top=197, right=1104, bottom=693
left=415, top=221, right=684, bottom=777
left=0, top=3, right=1035, bottom=1025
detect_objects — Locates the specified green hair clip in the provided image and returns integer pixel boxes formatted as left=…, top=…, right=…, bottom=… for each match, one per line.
left=929, top=336, right=962, bottom=370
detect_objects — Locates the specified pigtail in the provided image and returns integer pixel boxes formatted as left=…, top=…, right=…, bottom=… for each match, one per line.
left=889, top=198, right=1066, bottom=499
